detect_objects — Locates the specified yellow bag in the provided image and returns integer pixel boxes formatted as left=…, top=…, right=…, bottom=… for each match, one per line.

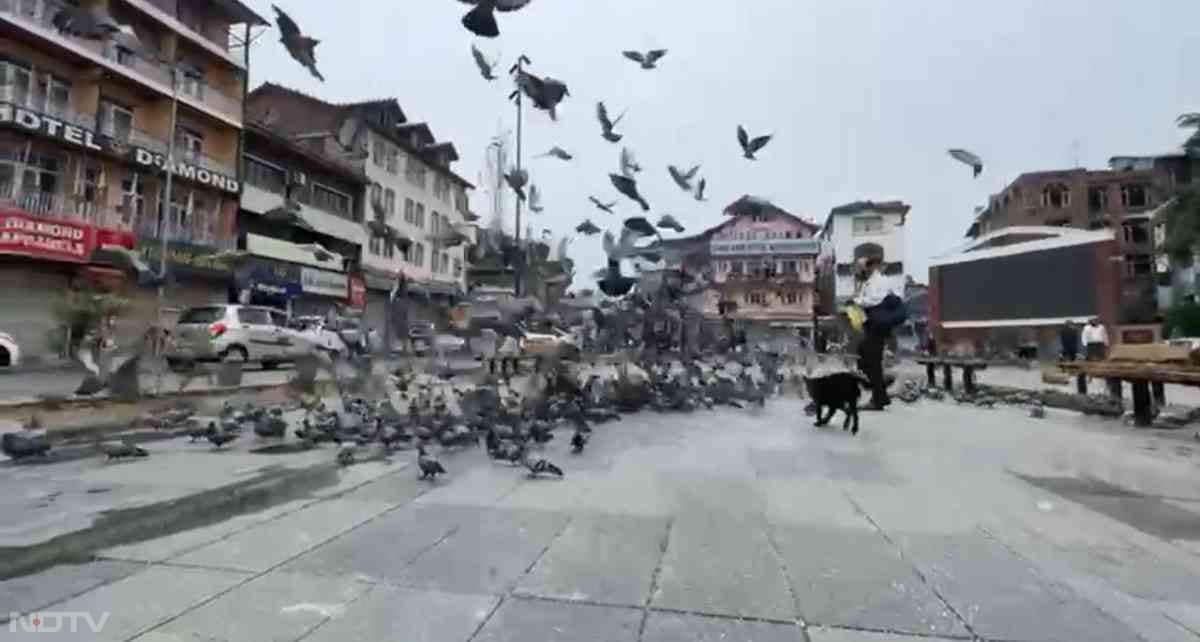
left=842, top=304, right=866, bottom=333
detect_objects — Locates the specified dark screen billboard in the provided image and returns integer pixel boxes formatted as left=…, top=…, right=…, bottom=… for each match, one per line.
left=937, top=243, right=1099, bottom=322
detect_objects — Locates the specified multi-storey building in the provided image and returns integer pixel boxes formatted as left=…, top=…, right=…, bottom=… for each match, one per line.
left=0, top=0, right=264, bottom=363
left=243, top=83, right=477, bottom=337
left=819, top=200, right=910, bottom=303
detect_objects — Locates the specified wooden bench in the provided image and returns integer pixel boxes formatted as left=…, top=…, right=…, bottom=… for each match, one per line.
left=915, top=357, right=988, bottom=394
left=1059, top=343, right=1199, bottom=426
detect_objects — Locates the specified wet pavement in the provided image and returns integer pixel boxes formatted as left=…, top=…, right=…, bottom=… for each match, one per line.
left=3, top=393, right=1200, bottom=641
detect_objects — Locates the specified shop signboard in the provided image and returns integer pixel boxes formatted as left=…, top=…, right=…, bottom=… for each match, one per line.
left=235, top=258, right=302, bottom=299
left=709, top=238, right=821, bottom=256
left=301, top=266, right=348, bottom=298
left=0, top=210, right=94, bottom=262
left=137, top=240, right=235, bottom=278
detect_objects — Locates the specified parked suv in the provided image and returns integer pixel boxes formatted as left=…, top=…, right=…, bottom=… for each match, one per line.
left=168, top=305, right=308, bottom=369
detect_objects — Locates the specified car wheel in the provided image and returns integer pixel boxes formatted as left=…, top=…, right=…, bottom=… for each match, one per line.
left=221, top=346, right=249, bottom=364
left=0, top=346, right=9, bottom=368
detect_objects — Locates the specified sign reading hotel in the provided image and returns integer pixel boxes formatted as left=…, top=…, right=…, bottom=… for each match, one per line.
left=0, top=102, right=106, bottom=152
left=131, top=149, right=239, bottom=195
left=709, top=238, right=821, bottom=256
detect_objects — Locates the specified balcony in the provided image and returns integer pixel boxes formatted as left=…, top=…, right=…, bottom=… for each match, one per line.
left=119, top=0, right=246, bottom=69
left=0, top=180, right=133, bottom=231
left=241, top=181, right=365, bottom=246
left=0, top=85, right=96, bottom=130
left=0, top=0, right=242, bottom=126
left=133, top=209, right=234, bottom=249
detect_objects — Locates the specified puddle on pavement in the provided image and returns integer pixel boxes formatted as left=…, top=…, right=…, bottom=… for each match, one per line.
left=0, top=463, right=342, bottom=580
left=1016, top=474, right=1200, bottom=541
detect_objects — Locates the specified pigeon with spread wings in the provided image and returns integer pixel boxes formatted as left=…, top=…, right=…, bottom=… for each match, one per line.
left=622, top=49, right=668, bottom=70
left=272, top=5, right=323, bottom=82
left=596, top=102, right=626, bottom=143
left=470, top=44, right=497, bottom=81
left=737, top=125, right=773, bottom=160
left=668, top=164, right=700, bottom=192
left=609, top=174, right=649, bottom=211
left=948, top=149, right=984, bottom=178
left=576, top=219, right=602, bottom=236
left=589, top=196, right=616, bottom=214
left=459, top=0, right=533, bottom=38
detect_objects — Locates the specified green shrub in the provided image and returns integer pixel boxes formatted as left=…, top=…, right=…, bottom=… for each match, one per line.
left=1163, top=301, right=1200, bottom=339
left=45, top=287, right=130, bottom=356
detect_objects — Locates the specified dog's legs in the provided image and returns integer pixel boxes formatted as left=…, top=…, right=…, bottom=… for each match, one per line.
left=848, top=395, right=860, bottom=435
left=814, top=404, right=829, bottom=426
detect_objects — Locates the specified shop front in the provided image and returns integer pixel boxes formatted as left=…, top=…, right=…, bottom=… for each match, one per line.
left=294, top=265, right=349, bottom=317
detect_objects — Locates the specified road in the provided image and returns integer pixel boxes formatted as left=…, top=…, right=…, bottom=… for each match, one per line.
left=3, top=393, right=1200, bottom=641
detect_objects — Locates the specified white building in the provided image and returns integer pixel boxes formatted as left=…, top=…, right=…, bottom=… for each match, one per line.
left=819, top=200, right=910, bottom=301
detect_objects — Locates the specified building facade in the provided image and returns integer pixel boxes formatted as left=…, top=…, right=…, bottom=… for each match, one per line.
left=820, top=200, right=910, bottom=302
left=0, top=0, right=264, bottom=363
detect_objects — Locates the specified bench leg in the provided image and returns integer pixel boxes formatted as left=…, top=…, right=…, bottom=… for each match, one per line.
left=942, top=365, right=953, bottom=391
left=1131, top=380, right=1153, bottom=427
left=963, top=368, right=977, bottom=395
left=925, top=363, right=936, bottom=387
left=1106, top=378, right=1123, bottom=401
left=1076, top=373, right=1087, bottom=395
left=1151, top=381, right=1166, bottom=406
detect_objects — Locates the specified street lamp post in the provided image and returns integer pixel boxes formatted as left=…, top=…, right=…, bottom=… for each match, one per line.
left=152, top=66, right=180, bottom=361
left=508, top=55, right=529, bottom=298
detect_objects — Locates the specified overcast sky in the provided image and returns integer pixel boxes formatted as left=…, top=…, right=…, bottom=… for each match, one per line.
left=245, top=0, right=1200, bottom=287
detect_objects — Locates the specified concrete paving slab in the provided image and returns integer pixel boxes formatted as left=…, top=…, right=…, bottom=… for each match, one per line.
left=399, top=507, right=569, bottom=595
left=472, top=596, right=642, bottom=642
left=898, top=531, right=1143, bottom=642
left=0, top=560, right=144, bottom=617
left=45, top=565, right=246, bottom=642
left=760, top=478, right=874, bottom=531
left=331, top=464, right=428, bottom=505
left=806, top=627, right=960, bottom=641
left=770, top=524, right=966, bottom=638
left=169, top=498, right=395, bottom=572
left=301, top=584, right=498, bottom=642
left=412, top=457, right=525, bottom=507
left=652, top=513, right=795, bottom=621
left=641, top=611, right=803, bottom=642
left=147, top=570, right=370, bottom=642
left=280, top=503, right=473, bottom=583
left=515, top=513, right=669, bottom=607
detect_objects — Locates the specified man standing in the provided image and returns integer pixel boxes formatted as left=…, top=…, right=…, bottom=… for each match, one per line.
left=1082, top=318, right=1108, bottom=361
left=854, top=256, right=903, bottom=410
left=1059, top=321, right=1079, bottom=362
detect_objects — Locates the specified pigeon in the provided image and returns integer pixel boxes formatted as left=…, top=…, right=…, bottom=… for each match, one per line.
left=596, top=102, right=626, bottom=143
left=98, top=441, right=148, bottom=460
left=514, top=69, right=569, bottom=120
left=667, top=164, right=700, bottom=192
left=1, top=432, right=51, bottom=460
left=609, top=174, right=649, bottom=211
left=1029, top=403, right=1046, bottom=419
left=657, top=214, right=685, bottom=233
left=694, top=177, right=708, bottom=201
left=576, top=219, right=602, bottom=235
left=337, top=445, right=357, bottom=466
left=737, top=125, right=773, bottom=160
left=505, top=168, right=529, bottom=201
left=570, top=430, right=587, bottom=454
left=523, top=456, right=564, bottom=479
left=589, top=196, right=617, bottom=214
left=272, top=5, right=323, bottom=82
left=417, top=445, right=446, bottom=480
left=206, top=430, right=238, bottom=449
left=624, top=216, right=660, bottom=238
left=528, top=184, right=544, bottom=213
left=622, top=49, right=668, bottom=70
left=470, top=44, right=497, bottom=80
left=948, top=148, right=984, bottom=178
left=188, top=422, right=217, bottom=442
left=538, top=146, right=573, bottom=161
left=597, top=259, right=638, bottom=297
left=620, top=147, right=642, bottom=177
left=459, top=0, right=532, bottom=38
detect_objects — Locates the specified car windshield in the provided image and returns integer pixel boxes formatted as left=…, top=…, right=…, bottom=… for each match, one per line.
left=177, top=307, right=225, bottom=325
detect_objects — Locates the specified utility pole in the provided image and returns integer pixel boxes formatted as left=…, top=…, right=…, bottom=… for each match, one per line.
left=156, top=66, right=180, bottom=352
left=508, top=55, right=530, bottom=297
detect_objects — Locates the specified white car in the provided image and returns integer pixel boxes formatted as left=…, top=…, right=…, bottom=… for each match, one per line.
left=0, top=332, right=19, bottom=368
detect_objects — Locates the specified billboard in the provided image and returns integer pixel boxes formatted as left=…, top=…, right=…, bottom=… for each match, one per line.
left=937, top=243, right=1100, bottom=322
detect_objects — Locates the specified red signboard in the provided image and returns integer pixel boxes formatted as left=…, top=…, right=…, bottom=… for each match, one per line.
left=0, top=210, right=134, bottom=263
left=348, top=274, right=367, bottom=309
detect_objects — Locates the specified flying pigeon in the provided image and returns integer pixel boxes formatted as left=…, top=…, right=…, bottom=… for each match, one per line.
left=459, top=0, right=532, bottom=38
left=667, top=164, right=700, bottom=192
left=609, top=174, right=649, bottom=211
left=505, top=168, right=529, bottom=201
left=657, top=214, right=685, bottom=233
left=622, top=49, right=668, bottom=70
left=589, top=196, right=617, bottom=214
left=596, top=102, right=626, bottom=143
left=528, top=184, right=544, bottom=213
left=624, top=216, right=659, bottom=238
left=538, top=146, right=573, bottom=161
left=295, top=243, right=338, bottom=263
left=514, top=69, right=569, bottom=121
left=620, top=147, right=642, bottom=177
left=471, top=44, right=497, bottom=80
left=91, top=245, right=163, bottom=287
left=597, top=259, right=638, bottom=298
left=603, top=226, right=655, bottom=261
left=52, top=5, right=127, bottom=40
left=694, top=177, right=708, bottom=201
left=575, top=219, right=602, bottom=235
left=948, top=149, right=984, bottom=178
left=272, top=5, right=324, bottom=82
left=737, top=125, right=773, bottom=160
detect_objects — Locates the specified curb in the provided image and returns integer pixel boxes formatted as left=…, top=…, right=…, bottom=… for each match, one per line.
left=0, top=460, right=343, bottom=581
left=0, top=379, right=339, bottom=413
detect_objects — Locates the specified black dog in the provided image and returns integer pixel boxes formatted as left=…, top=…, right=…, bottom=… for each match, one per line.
left=804, top=372, right=869, bottom=435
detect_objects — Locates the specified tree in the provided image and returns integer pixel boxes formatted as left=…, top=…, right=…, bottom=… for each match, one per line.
left=1154, top=113, right=1200, bottom=261
left=46, top=286, right=129, bottom=358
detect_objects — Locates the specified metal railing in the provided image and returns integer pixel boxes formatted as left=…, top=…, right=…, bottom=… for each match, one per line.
left=0, top=181, right=133, bottom=231
left=0, top=0, right=243, bottom=122
left=132, top=209, right=234, bottom=249
left=0, top=84, right=97, bottom=130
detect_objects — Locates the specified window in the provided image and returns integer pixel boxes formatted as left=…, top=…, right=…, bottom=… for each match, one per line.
left=312, top=184, right=351, bottom=217
left=431, top=212, right=441, bottom=237
left=406, top=159, right=427, bottom=188
left=244, top=156, right=286, bottom=193
left=0, top=60, right=34, bottom=107
left=454, top=188, right=469, bottom=213
left=728, top=261, right=743, bottom=274
left=1124, top=254, right=1153, bottom=277
left=1122, top=220, right=1150, bottom=245
left=36, top=73, right=70, bottom=117
left=384, top=188, right=396, bottom=219
left=743, top=291, right=768, bottom=306
left=453, top=258, right=462, bottom=277
left=179, top=307, right=225, bottom=324
left=1121, top=184, right=1149, bottom=209
left=121, top=172, right=148, bottom=224
left=1087, top=186, right=1108, bottom=213
left=414, top=203, right=425, bottom=228
left=412, top=242, right=424, bottom=267
left=781, top=260, right=798, bottom=274
left=175, top=127, right=204, bottom=160
left=780, top=292, right=799, bottom=305
left=369, top=235, right=382, bottom=256
left=371, top=235, right=394, bottom=259
left=404, top=198, right=415, bottom=224
left=373, top=140, right=386, bottom=167
left=852, top=216, right=883, bottom=236
left=178, top=66, right=205, bottom=101
left=440, top=252, right=449, bottom=273
left=369, top=183, right=383, bottom=208
left=269, top=311, right=289, bottom=328
left=97, top=99, right=134, bottom=142
left=386, top=149, right=399, bottom=174
left=1042, top=183, right=1070, bottom=208
left=1, top=60, right=71, bottom=117
left=434, top=175, right=451, bottom=202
